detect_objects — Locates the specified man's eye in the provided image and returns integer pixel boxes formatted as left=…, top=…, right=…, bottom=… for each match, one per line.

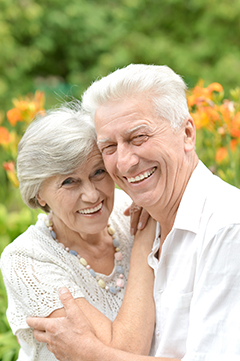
left=101, top=145, right=117, bottom=155
left=132, top=135, right=148, bottom=145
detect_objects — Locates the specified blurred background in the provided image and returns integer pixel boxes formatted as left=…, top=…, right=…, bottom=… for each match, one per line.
left=1, top=0, right=240, bottom=359
left=1, top=0, right=240, bottom=111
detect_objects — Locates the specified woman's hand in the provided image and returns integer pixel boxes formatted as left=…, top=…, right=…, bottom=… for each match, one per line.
left=124, top=203, right=150, bottom=235
left=134, top=217, right=156, bottom=246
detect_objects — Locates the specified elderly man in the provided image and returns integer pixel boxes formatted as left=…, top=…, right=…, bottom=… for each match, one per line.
left=27, top=64, right=240, bottom=361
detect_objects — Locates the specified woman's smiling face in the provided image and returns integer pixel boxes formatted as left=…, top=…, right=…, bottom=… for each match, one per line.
left=37, top=146, right=115, bottom=236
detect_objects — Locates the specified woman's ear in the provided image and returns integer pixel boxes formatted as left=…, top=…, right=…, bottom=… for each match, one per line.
left=36, top=192, right=47, bottom=207
left=184, top=117, right=196, bottom=152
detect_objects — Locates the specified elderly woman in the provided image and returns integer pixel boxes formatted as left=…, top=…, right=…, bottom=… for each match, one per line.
left=0, top=102, right=155, bottom=361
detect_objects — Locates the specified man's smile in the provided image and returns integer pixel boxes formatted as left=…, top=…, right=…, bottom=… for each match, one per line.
left=126, top=167, right=156, bottom=184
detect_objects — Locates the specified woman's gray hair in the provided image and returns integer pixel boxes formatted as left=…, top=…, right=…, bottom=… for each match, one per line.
left=81, top=63, right=190, bottom=129
left=17, top=100, right=97, bottom=212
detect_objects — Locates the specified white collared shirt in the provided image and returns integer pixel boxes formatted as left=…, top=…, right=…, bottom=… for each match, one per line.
left=148, top=161, right=240, bottom=361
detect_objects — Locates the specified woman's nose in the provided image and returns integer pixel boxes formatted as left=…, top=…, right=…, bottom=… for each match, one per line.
left=81, top=182, right=99, bottom=203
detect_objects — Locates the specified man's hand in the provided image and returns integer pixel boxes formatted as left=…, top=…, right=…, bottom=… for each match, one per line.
left=27, top=288, right=96, bottom=361
left=124, top=203, right=150, bottom=235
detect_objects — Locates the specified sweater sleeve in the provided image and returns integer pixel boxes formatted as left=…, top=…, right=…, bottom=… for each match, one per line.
left=0, top=227, right=85, bottom=334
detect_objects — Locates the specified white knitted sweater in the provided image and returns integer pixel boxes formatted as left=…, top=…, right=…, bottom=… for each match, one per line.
left=1, top=189, right=134, bottom=361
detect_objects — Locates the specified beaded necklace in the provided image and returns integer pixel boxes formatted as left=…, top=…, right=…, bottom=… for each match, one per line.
left=42, top=212, right=125, bottom=295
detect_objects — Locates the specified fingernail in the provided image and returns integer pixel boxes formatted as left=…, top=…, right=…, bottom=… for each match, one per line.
left=137, top=222, right=142, bottom=230
left=59, top=287, right=68, bottom=295
left=131, top=228, right=135, bottom=236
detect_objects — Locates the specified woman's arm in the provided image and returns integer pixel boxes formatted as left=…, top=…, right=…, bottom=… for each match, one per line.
left=28, top=218, right=156, bottom=356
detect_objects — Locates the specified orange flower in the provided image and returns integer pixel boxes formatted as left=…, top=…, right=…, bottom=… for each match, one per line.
left=188, top=81, right=223, bottom=108
left=218, top=104, right=232, bottom=127
left=3, top=161, right=15, bottom=172
left=7, top=91, right=46, bottom=126
left=204, top=106, right=220, bottom=124
left=12, top=99, right=30, bottom=112
left=0, top=127, right=11, bottom=144
left=231, top=112, right=240, bottom=138
left=3, top=161, right=19, bottom=187
left=7, top=108, right=23, bottom=126
left=215, top=147, right=228, bottom=163
left=230, top=139, right=237, bottom=152
left=207, top=82, right=223, bottom=94
left=34, top=90, right=45, bottom=109
left=191, top=108, right=211, bottom=130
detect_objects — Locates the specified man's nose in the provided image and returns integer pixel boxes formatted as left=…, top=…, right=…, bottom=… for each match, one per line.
left=116, top=144, right=139, bottom=174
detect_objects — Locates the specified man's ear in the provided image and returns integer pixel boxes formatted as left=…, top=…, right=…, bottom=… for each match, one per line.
left=184, top=117, right=196, bottom=152
left=36, top=193, right=47, bottom=207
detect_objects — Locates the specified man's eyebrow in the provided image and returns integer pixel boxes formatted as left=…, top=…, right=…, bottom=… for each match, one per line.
left=125, top=124, right=150, bottom=135
left=97, top=124, right=150, bottom=146
left=97, top=138, right=112, bottom=146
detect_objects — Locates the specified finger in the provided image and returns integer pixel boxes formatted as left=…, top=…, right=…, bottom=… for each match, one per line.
left=26, top=317, right=48, bottom=331
left=33, top=329, right=49, bottom=343
left=129, top=205, right=142, bottom=235
left=123, top=205, right=131, bottom=216
left=58, top=287, right=80, bottom=318
left=137, top=208, right=150, bottom=230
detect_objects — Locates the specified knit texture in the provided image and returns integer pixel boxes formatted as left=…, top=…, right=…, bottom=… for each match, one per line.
left=1, top=189, right=133, bottom=361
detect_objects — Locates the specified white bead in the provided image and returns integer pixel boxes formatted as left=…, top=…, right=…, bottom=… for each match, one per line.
left=107, top=225, right=115, bottom=236
left=98, top=279, right=106, bottom=288
left=79, top=258, right=88, bottom=266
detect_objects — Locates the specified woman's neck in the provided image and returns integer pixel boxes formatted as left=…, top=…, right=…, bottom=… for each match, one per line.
left=51, top=214, right=115, bottom=274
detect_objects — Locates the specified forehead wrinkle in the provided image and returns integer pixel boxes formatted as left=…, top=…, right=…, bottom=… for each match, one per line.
left=96, top=123, right=152, bottom=149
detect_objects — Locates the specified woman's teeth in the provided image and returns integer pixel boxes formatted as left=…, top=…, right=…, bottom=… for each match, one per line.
left=127, top=167, right=156, bottom=183
left=78, top=202, right=103, bottom=214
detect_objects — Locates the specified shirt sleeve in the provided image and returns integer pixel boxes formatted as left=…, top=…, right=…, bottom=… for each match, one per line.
left=183, top=224, right=240, bottom=361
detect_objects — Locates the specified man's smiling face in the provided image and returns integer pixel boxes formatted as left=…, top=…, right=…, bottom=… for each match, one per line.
left=95, top=96, right=190, bottom=213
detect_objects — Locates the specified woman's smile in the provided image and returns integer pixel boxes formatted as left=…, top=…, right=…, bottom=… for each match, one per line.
left=78, top=201, right=103, bottom=215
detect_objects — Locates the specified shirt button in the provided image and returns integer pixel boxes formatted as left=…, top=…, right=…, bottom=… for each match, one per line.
left=158, top=288, right=163, bottom=294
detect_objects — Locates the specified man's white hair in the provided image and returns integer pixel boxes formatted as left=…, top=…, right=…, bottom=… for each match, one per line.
left=81, top=63, right=190, bottom=129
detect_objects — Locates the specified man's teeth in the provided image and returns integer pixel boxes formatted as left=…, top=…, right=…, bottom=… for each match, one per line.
left=78, top=202, right=102, bottom=214
left=127, top=167, right=156, bottom=183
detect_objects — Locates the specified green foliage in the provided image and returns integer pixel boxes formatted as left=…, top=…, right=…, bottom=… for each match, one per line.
left=1, top=0, right=240, bottom=112
left=0, top=272, right=19, bottom=361
left=1, top=1, right=240, bottom=357
left=0, top=237, right=19, bottom=361
left=0, top=201, right=38, bottom=361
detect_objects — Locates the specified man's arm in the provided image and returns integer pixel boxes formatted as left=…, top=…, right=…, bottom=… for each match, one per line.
left=27, top=218, right=156, bottom=356
left=28, top=288, right=180, bottom=361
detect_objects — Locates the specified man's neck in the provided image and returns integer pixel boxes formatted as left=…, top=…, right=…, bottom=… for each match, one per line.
left=149, top=155, right=199, bottom=243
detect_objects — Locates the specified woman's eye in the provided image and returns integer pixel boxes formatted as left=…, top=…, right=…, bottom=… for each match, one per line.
left=94, top=169, right=106, bottom=176
left=62, top=178, right=75, bottom=186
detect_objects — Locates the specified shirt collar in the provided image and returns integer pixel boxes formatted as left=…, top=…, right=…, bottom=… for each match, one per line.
left=173, top=160, right=212, bottom=234
left=150, top=160, right=213, bottom=258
